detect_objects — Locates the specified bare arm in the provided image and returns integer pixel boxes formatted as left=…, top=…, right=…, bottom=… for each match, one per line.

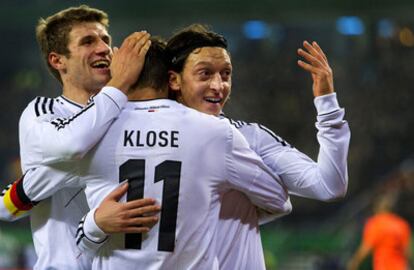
left=347, top=243, right=371, bottom=270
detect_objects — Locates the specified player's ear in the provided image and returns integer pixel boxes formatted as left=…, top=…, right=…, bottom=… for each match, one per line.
left=168, top=70, right=181, bottom=92
left=48, top=52, right=66, bottom=71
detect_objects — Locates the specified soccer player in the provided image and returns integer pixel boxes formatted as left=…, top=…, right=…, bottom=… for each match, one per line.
left=75, top=37, right=291, bottom=269
left=165, top=24, right=350, bottom=269
left=347, top=192, right=411, bottom=270
left=79, top=24, right=350, bottom=269
left=0, top=5, right=158, bottom=269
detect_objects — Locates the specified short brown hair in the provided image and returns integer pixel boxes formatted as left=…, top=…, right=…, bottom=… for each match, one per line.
left=36, top=5, right=109, bottom=83
left=166, top=24, right=228, bottom=73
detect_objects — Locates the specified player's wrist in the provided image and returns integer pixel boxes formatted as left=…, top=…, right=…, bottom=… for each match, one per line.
left=106, top=78, right=130, bottom=94
left=101, top=86, right=128, bottom=110
left=84, top=207, right=108, bottom=241
left=314, top=92, right=340, bottom=115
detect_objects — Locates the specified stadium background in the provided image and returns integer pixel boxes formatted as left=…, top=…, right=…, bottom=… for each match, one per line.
left=0, top=0, right=413, bottom=269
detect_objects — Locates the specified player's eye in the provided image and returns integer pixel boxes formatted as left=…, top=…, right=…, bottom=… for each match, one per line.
left=81, top=39, right=92, bottom=45
left=221, top=69, right=232, bottom=81
left=80, top=37, right=94, bottom=46
left=102, top=36, right=111, bottom=46
left=198, top=69, right=211, bottom=80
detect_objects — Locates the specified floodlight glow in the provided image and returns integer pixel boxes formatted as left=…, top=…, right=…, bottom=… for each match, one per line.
left=336, top=16, right=364, bottom=36
left=243, top=20, right=269, bottom=40
left=399, top=27, right=414, bottom=47
left=378, top=19, right=394, bottom=38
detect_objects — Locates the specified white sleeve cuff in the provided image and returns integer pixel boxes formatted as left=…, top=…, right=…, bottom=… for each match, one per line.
left=314, top=92, right=340, bottom=115
left=83, top=207, right=108, bottom=242
left=101, top=86, right=128, bottom=111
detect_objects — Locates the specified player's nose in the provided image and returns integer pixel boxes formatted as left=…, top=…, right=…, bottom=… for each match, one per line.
left=209, top=73, right=224, bottom=92
left=96, top=39, right=111, bottom=56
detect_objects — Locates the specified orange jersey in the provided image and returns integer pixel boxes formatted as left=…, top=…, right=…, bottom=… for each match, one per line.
left=363, top=212, right=411, bottom=270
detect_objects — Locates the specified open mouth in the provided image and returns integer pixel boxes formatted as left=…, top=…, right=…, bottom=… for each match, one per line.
left=91, top=59, right=110, bottom=69
left=204, top=97, right=222, bottom=104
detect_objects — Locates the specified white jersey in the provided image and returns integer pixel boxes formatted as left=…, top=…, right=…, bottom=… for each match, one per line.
left=76, top=99, right=291, bottom=270
left=15, top=86, right=127, bottom=270
left=77, top=92, right=349, bottom=269
left=216, top=92, right=350, bottom=269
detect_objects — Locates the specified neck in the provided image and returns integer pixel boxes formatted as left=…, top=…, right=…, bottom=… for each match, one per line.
left=62, top=85, right=98, bottom=105
left=127, top=87, right=168, bottom=100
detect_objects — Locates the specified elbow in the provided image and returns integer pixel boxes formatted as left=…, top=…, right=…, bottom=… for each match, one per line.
left=282, top=198, right=293, bottom=214
left=318, top=173, right=349, bottom=202
left=268, top=197, right=292, bottom=216
left=321, top=185, right=348, bottom=202
left=335, top=186, right=348, bottom=200
left=64, top=141, right=89, bottom=160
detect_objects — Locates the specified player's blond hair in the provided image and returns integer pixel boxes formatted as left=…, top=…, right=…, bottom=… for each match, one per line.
left=36, top=5, right=109, bottom=84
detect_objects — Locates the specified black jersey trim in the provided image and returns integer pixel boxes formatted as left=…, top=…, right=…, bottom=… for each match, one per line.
left=1, top=176, right=38, bottom=211
left=223, top=115, right=292, bottom=148
left=225, top=117, right=251, bottom=129
left=87, top=94, right=96, bottom=105
left=50, top=102, right=95, bottom=131
left=34, top=97, right=41, bottom=117
left=60, top=95, right=84, bottom=109
left=15, top=176, right=36, bottom=206
left=76, top=216, right=108, bottom=245
left=258, top=124, right=291, bottom=147
left=41, top=97, right=48, bottom=115
left=49, top=99, right=54, bottom=114
left=34, top=97, right=55, bottom=117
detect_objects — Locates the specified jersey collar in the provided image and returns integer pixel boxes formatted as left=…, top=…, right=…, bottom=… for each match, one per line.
left=126, top=99, right=182, bottom=111
left=58, top=95, right=85, bottom=112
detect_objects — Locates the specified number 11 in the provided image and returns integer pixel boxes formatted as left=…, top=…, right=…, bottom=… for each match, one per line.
left=119, top=159, right=181, bottom=252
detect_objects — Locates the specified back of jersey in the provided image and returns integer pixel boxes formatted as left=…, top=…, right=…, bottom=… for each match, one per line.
left=82, top=99, right=234, bottom=270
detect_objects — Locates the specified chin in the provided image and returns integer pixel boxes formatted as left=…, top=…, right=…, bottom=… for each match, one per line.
left=96, top=78, right=110, bottom=89
left=207, top=108, right=220, bottom=116
left=96, top=73, right=111, bottom=81
left=197, top=103, right=220, bottom=116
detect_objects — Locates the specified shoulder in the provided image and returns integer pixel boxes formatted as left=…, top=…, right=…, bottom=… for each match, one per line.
left=21, top=96, right=60, bottom=120
left=184, top=106, right=228, bottom=127
left=221, top=115, right=291, bottom=147
left=220, top=114, right=263, bottom=133
left=391, top=214, right=411, bottom=228
left=177, top=109, right=235, bottom=143
left=223, top=116, right=252, bottom=129
left=363, top=216, right=379, bottom=237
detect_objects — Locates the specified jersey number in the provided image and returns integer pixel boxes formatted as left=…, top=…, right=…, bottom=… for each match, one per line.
left=119, top=159, right=181, bottom=252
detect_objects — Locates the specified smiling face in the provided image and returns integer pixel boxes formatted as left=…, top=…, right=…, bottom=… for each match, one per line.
left=169, top=47, right=232, bottom=116
left=52, top=22, right=112, bottom=94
